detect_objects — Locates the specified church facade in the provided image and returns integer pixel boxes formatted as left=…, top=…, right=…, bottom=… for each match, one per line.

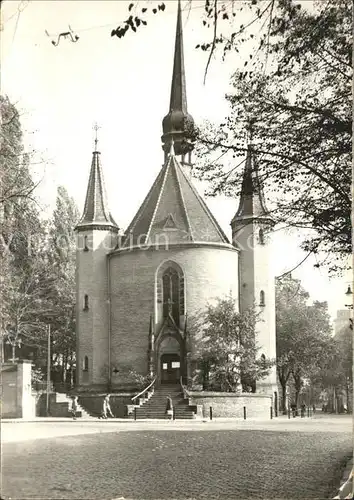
left=75, top=1, right=277, bottom=397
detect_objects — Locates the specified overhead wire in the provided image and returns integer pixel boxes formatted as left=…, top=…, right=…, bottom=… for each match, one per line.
left=43, top=1, right=206, bottom=39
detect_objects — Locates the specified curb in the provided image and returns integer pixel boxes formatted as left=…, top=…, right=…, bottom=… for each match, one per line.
left=333, top=458, right=353, bottom=499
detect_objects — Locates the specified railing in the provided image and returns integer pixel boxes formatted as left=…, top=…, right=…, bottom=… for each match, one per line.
left=131, top=377, right=156, bottom=405
left=180, top=376, right=189, bottom=399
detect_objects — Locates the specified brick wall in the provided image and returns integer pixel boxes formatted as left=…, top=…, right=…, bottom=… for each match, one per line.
left=76, top=229, right=115, bottom=387
left=109, top=243, right=239, bottom=388
left=232, top=220, right=277, bottom=393
left=78, top=394, right=132, bottom=418
left=187, top=391, right=273, bottom=419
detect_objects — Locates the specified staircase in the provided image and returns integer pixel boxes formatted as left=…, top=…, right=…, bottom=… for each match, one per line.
left=132, top=384, right=196, bottom=420
left=55, top=393, right=94, bottom=419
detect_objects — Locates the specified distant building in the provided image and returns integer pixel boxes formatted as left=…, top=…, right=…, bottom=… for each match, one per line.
left=74, top=1, right=277, bottom=399
left=333, top=309, right=351, bottom=337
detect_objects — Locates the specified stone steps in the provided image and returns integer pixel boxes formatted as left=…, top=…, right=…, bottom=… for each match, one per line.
left=55, top=393, right=94, bottom=419
left=132, top=385, right=195, bottom=420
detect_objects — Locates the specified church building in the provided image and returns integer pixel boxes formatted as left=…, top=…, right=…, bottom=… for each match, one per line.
left=75, top=1, right=277, bottom=398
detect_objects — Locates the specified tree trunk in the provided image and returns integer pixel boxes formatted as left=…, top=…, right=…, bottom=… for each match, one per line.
left=62, top=354, right=67, bottom=385
left=277, top=367, right=290, bottom=414
left=281, top=383, right=287, bottom=414
left=293, top=372, right=302, bottom=407
left=70, top=352, right=74, bottom=387
left=0, top=336, right=4, bottom=363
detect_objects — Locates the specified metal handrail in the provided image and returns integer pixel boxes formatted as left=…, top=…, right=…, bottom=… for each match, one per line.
left=180, top=376, right=189, bottom=398
left=131, top=376, right=156, bottom=403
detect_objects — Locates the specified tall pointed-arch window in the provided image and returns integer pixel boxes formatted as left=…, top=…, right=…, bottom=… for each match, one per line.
left=162, top=267, right=184, bottom=326
left=260, top=290, right=265, bottom=307
left=83, top=356, right=89, bottom=371
left=259, top=228, right=265, bottom=245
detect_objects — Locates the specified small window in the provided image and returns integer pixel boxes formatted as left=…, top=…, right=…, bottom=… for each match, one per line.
left=84, top=294, right=89, bottom=310
left=261, top=354, right=266, bottom=368
left=83, top=235, right=89, bottom=252
left=83, top=356, right=89, bottom=371
left=171, top=361, right=180, bottom=369
left=259, top=229, right=265, bottom=245
left=260, top=290, right=265, bottom=306
left=162, top=363, right=168, bottom=370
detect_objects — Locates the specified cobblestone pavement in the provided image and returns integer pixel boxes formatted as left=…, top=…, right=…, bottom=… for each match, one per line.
left=1, top=414, right=351, bottom=443
left=2, top=427, right=352, bottom=500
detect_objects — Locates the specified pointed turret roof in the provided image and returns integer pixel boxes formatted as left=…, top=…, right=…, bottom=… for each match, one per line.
left=161, top=0, right=196, bottom=156
left=76, top=150, right=118, bottom=232
left=170, top=0, right=187, bottom=113
left=231, top=144, right=273, bottom=223
left=122, top=147, right=229, bottom=246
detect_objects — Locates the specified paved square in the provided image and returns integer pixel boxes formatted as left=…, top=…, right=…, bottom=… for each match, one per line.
left=2, top=426, right=352, bottom=499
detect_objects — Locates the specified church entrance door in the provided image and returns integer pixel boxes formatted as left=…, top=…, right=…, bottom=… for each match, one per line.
left=160, top=354, right=180, bottom=384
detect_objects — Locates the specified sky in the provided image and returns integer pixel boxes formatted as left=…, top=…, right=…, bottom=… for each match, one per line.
left=1, top=0, right=351, bottom=322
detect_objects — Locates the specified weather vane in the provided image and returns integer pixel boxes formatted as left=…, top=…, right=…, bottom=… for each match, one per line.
left=45, top=25, right=79, bottom=46
left=93, top=123, right=101, bottom=151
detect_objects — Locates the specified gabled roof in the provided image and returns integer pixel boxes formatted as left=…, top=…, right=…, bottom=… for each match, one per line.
left=76, top=151, right=118, bottom=232
left=122, top=149, right=229, bottom=246
left=231, top=144, right=273, bottom=223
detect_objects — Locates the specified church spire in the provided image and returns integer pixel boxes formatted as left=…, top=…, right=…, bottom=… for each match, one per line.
left=170, top=0, right=187, bottom=113
left=231, top=125, right=272, bottom=222
left=75, top=129, right=118, bottom=232
left=162, top=0, right=196, bottom=158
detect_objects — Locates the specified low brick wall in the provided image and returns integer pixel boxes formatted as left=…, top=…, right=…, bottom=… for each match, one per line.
left=187, top=391, right=272, bottom=419
left=78, top=394, right=133, bottom=418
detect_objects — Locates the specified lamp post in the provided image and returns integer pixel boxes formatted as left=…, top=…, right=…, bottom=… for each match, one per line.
left=46, top=324, right=51, bottom=416
left=344, top=285, right=353, bottom=413
left=345, top=286, right=353, bottom=330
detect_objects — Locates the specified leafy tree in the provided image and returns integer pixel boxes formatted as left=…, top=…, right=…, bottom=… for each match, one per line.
left=0, top=97, right=79, bottom=387
left=194, top=0, right=351, bottom=273
left=312, top=324, right=353, bottom=412
left=193, top=296, right=273, bottom=392
left=46, top=186, right=79, bottom=385
left=0, top=95, right=38, bottom=207
left=0, top=96, right=48, bottom=363
left=276, top=275, right=332, bottom=411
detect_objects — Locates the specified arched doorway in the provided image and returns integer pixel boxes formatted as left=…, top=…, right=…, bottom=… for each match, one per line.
left=160, top=353, right=181, bottom=384
left=157, top=334, right=183, bottom=385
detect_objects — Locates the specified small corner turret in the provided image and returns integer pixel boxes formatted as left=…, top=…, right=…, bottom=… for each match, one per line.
left=231, top=125, right=274, bottom=242
left=75, top=125, right=119, bottom=234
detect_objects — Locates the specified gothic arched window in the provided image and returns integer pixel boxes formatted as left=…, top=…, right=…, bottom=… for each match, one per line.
left=84, top=294, right=89, bottom=310
left=83, top=356, right=89, bottom=371
left=162, top=267, right=184, bottom=326
left=259, top=228, right=265, bottom=245
left=261, top=353, right=266, bottom=369
left=260, top=290, right=265, bottom=306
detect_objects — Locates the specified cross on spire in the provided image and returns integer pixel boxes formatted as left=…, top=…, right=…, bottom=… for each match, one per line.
left=93, top=122, right=101, bottom=152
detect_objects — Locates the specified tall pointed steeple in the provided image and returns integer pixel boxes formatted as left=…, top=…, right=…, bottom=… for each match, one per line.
left=162, top=0, right=196, bottom=159
left=76, top=134, right=118, bottom=232
left=231, top=130, right=273, bottom=223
